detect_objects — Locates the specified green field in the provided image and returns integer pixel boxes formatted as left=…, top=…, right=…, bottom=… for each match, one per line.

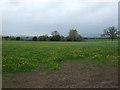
left=2, top=40, right=119, bottom=74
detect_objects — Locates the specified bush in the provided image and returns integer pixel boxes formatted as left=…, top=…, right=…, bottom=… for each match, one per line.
left=32, top=36, right=38, bottom=41
left=16, top=37, right=21, bottom=41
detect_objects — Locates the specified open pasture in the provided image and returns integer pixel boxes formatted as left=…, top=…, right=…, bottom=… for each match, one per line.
left=2, top=39, right=119, bottom=74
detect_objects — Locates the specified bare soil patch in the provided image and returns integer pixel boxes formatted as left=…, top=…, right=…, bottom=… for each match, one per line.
left=2, top=60, right=118, bottom=88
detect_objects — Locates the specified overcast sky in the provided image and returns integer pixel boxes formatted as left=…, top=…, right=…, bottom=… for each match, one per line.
left=1, top=1, right=118, bottom=37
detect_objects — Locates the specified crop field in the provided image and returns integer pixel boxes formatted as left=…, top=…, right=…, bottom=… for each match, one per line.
left=2, top=39, right=119, bottom=74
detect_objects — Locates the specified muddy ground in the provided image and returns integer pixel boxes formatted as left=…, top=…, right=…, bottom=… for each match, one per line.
left=2, top=60, right=118, bottom=88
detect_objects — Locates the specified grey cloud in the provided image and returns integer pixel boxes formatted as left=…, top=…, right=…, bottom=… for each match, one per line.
left=2, top=1, right=118, bottom=37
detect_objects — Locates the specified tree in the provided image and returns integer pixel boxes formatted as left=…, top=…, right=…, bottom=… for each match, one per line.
left=38, top=35, right=49, bottom=41
left=66, top=29, right=83, bottom=41
left=101, top=26, right=119, bottom=41
left=51, top=31, right=61, bottom=41
left=50, top=35, right=61, bottom=41
left=2, top=36, right=10, bottom=40
left=9, top=36, right=15, bottom=40
left=51, top=31, right=60, bottom=36
left=32, top=36, right=37, bottom=41
left=16, top=37, right=20, bottom=40
left=117, top=30, right=120, bottom=38
left=60, top=35, right=65, bottom=41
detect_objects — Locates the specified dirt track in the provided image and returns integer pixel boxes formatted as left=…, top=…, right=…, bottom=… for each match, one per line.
left=2, top=60, right=118, bottom=88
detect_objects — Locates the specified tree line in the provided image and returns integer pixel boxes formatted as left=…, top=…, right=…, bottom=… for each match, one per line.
left=3, top=29, right=84, bottom=41
left=2, top=27, right=120, bottom=41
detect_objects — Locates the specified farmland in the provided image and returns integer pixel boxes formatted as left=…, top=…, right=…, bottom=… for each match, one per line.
left=2, top=39, right=119, bottom=74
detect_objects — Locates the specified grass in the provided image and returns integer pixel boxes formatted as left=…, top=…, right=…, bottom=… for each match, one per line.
left=2, top=39, right=119, bottom=74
